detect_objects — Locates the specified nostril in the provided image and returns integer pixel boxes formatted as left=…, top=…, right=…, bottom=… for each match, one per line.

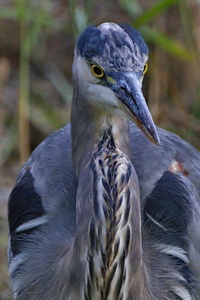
left=120, top=86, right=126, bottom=92
left=120, top=85, right=132, bottom=98
left=118, top=80, right=126, bottom=91
left=119, top=82, right=127, bottom=91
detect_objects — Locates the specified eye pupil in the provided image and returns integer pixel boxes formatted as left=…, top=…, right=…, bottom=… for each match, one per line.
left=94, top=66, right=102, bottom=75
left=91, top=64, right=104, bottom=78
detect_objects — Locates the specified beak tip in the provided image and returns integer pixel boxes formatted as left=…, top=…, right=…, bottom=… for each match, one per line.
left=149, top=133, right=160, bottom=146
left=154, top=138, right=160, bottom=146
left=150, top=130, right=160, bottom=146
left=136, top=119, right=160, bottom=146
left=153, top=133, right=160, bottom=146
left=144, top=123, right=160, bottom=146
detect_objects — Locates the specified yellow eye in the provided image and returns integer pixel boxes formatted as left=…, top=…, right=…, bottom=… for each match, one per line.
left=91, top=64, right=105, bottom=78
left=143, top=63, right=148, bottom=75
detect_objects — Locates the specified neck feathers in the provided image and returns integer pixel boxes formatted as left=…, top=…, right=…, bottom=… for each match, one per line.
left=72, top=113, right=143, bottom=299
left=84, top=125, right=143, bottom=299
left=71, top=105, right=131, bottom=177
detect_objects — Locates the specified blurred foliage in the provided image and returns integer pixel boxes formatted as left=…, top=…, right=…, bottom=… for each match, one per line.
left=0, top=0, right=200, bottom=296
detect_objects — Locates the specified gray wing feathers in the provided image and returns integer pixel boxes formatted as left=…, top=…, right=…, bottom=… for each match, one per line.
left=17, top=124, right=77, bottom=215
left=8, top=122, right=200, bottom=299
left=130, top=123, right=200, bottom=202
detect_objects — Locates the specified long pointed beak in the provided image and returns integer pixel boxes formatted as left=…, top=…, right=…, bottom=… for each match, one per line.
left=107, top=72, right=160, bottom=145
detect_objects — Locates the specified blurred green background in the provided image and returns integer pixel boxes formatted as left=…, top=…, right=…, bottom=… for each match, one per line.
left=0, top=0, right=200, bottom=298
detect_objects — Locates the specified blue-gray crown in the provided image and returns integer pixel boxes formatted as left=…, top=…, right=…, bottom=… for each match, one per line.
left=76, top=22, right=148, bottom=72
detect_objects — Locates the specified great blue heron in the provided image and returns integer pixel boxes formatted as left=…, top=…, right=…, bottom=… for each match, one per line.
left=8, top=22, right=200, bottom=299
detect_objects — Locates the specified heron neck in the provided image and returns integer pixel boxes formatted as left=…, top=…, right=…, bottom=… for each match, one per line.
left=71, top=97, right=131, bottom=177
left=71, top=96, right=145, bottom=298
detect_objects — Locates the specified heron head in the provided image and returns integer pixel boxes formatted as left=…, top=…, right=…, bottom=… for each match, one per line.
left=73, top=22, right=160, bottom=145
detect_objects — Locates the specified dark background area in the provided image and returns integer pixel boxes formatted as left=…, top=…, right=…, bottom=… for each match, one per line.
left=0, top=0, right=200, bottom=298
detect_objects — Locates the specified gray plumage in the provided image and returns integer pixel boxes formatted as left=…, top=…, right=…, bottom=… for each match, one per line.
left=8, top=22, right=200, bottom=299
